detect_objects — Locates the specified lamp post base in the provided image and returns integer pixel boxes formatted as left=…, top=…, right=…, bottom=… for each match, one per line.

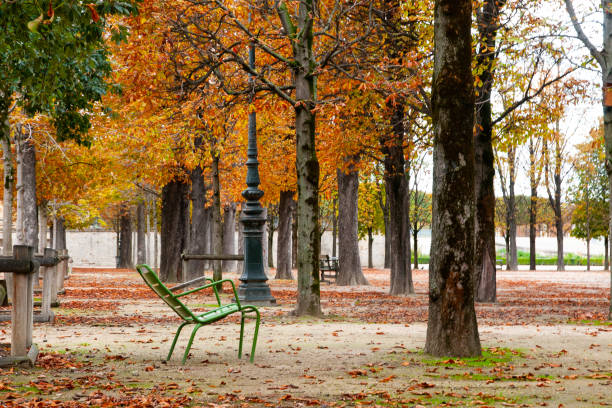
left=237, top=282, right=277, bottom=306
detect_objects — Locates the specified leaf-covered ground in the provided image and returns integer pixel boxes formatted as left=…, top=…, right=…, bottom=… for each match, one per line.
left=0, top=267, right=610, bottom=407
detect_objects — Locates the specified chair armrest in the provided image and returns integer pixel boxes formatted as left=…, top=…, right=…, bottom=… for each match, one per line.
left=175, top=279, right=241, bottom=306
left=168, top=276, right=208, bottom=293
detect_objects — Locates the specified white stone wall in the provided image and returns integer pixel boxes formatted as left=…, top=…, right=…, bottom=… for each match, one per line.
left=35, top=229, right=608, bottom=269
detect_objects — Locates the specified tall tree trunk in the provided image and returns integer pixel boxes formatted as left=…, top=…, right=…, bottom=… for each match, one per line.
left=153, top=197, right=159, bottom=270
left=223, top=203, right=237, bottom=272
left=605, top=236, right=609, bottom=271
left=291, top=206, right=298, bottom=269
left=1, top=103, right=13, bottom=301
left=413, top=228, right=419, bottom=270
left=275, top=191, right=294, bottom=279
left=473, top=0, right=504, bottom=302
left=506, top=146, right=518, bottom=270
left=337, top=159, right=368, bottom=286
left=145, top=198, right=151, bottom=264
left=118, top=203, right=133, bottom=269
left=160, top=179, right=189, bottom=282
left=381, top=106, right=413, bottom=295
left=331, top=197, right=337, bottom=258
left=211, top=152, right=223, bottom=281
left=187, top=164, right=207, bottom=280
left=552, top=136, right=565, bottom=272
left=266, top=206, right=274, bottom=269
left=290, top=0, right=321, bottom=316
left=425, top=0, right=481, bottom=357
left=529, top=138, right=538, bottom=271
left=586, top=193, right=591, bottom=271
left=367, top=227, right=373, bottom=269
left=383, top=197, right=390, bottom=269
left=137, top=201, right=146, bottom=265
left=2, top=129, right=13, bottom=256
left=381, top=1, right=412, bottom=292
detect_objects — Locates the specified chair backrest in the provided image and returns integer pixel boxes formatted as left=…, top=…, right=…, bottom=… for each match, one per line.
left=136, top=264, right=196, bottom=322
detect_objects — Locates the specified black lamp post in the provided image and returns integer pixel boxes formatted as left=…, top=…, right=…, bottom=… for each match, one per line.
left=237, top=41, right=276, bottom=306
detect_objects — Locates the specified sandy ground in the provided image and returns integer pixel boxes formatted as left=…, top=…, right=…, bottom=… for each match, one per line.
left=0, top=268, right=610, bottom=407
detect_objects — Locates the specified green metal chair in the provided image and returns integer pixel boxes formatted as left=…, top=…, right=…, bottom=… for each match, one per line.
left=136, top=264, right=260, bottom=364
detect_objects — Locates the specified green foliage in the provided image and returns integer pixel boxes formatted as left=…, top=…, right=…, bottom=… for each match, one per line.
left=569, top=125, right=609, bottom=241
left=357, top=173, right=385, bottom=239
left=0, top=0, right=138, bottom=142
left=410, top=190, right=432, bottom=233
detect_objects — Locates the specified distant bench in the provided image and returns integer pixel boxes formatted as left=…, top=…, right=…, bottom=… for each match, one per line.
left=319, top=255, right=338, bottom=283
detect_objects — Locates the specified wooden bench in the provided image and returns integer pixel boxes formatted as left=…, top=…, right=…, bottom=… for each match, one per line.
left=136, top=264, right=260, bottom=363
left=319, top=255, right=339, bottom=283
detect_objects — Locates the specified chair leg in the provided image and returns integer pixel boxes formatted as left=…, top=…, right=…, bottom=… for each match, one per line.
left=167, top=322, right=190, bottom=361
left=238, top=314, right=246, bottom=359
left=182, top=323, right=203, bottom=364
left=250, top=309, right=261, bottom=363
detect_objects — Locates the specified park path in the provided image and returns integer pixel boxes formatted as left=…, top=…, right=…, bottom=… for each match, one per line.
left=0, top=267, right=609, bottom=407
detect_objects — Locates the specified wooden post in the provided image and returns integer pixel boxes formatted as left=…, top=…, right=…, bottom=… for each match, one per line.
left=41, top=265, right=51, bottom=319
left=11, top=245, right=34, bottom=356
left=56, top=250, right=65, bottom=292
left=41, top=248, right=57, bottom=321
left=49, top=260, right=58, bottom=306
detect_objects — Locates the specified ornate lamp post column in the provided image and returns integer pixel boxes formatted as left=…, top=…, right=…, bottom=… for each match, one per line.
left=238, top=40, right=276, bottom=306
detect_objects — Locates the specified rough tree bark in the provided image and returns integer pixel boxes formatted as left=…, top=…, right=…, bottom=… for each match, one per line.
left=291, top=206, right=297, bottom=269
left=275, top=191, right=294, bottom=279
left=336, top=159, right=368, bottom=286
left=529, top=137, right=539, bottom=271
left=473, top=0, right=505, bottom=302
left=118, top=203, right=133, bottom=269
left=507, top=146, right=518, bottom=271
left=223, top=203, right=237, bottom=272
left=381, top=106, right=413, bottom=295
left=266, top=206, right=274, bottom=269
left=425, top=0, right=481, bottom=357
left=160, top=179, right=189, bottom=282
left=381, top=1, right=413, bottom=295
left=1, top=101, right=12, bottom=301
left=367, top=227, right=374, bottom=269
left=211, top=151, right=223, bottom=281
left=2, top=127, right=13, bottom=256
left=282, top=0, right=322, bottom=315
left=137, top=201, right=146, bottom=265
left=331, top=197, right=337, bottom=258
left=185, top=165, right=206, bottom=279
left=605, top=236, right=609, bottom=271
left=380, top=191, right=390, bottom=269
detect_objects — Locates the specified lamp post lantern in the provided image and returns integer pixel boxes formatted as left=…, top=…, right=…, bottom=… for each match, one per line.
left=237, top=41, right=276, bottom=306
